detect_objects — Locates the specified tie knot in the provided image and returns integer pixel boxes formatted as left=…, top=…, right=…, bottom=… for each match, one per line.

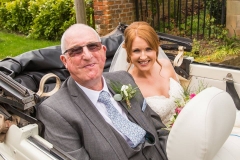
left=98, top=91, right=111, bottom=104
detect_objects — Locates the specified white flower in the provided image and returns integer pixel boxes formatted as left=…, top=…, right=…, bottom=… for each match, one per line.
left=113, top=94, right=123, bottom=101
left=110, top=81, right=138, bottom=110
left=121, top=85, right=129, bottom=97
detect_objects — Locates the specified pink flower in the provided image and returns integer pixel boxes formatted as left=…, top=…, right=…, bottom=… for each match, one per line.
left=190, top=93, right=196, bottom=99
left=175, top=107, right=182, bottom=114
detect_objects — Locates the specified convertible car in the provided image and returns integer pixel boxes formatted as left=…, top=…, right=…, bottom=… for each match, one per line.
left=0, top=24, right=239, bottom=160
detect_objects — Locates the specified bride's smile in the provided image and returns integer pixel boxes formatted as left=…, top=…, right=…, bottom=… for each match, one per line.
left=131, top=36, right=157, bottom=70
left=138, top=60, right=150, bottom=65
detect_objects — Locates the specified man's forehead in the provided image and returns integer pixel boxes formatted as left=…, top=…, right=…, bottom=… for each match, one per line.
left=66, top=29, right=99, bottom=46
left=69, top=27, right=95, bottom=37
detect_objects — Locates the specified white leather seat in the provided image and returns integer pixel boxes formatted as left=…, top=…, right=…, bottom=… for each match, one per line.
left=166, top=87, right=240, bottom=160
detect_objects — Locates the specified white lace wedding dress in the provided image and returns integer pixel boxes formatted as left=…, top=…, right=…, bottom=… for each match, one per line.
left=109, top=42, right=184, bottom=125
left=145, top=78, right=184, bottom=126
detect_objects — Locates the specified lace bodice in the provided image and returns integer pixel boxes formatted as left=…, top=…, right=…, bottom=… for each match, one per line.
left=145, top=78, right=184, bottom=126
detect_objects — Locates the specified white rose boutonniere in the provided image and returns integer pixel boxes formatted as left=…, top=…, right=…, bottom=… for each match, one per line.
left=110, top=81, right=138, bottom=109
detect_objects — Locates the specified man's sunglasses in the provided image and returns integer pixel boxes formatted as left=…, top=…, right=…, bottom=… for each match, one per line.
left=63, top=42, right=102, bottom=57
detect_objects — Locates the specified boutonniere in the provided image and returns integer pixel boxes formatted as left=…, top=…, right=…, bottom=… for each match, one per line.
left=110, top=81, right=138, bottom=109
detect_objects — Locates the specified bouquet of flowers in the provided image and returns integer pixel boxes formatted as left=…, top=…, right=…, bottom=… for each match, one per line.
left=168, top=81, right=208, bottom=128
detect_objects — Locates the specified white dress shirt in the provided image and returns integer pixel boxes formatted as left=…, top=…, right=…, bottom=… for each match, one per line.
left=75, top=77, right=133, bottom=146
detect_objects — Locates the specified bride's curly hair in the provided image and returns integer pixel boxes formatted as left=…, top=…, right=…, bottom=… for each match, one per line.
left=123, top=21, right=162, bottom=71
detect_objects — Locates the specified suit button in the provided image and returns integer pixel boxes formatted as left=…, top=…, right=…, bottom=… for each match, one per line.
left=149, top=158, right=152, bottom=160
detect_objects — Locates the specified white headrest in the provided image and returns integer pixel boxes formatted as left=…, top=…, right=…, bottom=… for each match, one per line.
left=166, top=87, right=236, bottom=160
left=234, top=111, right=240, bottom=127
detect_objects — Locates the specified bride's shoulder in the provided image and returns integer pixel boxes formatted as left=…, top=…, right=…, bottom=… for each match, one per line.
left=158, top=58, right=178, bottom=81
left=158, top=58, right=174, bottom=72
left=158, top=58, right=172, bottom=67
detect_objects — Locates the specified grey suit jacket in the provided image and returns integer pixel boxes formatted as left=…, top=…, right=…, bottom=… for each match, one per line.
left=37, top=71, right=169, bottom=160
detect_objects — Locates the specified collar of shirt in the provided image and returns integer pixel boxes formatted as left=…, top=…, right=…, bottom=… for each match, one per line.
left=74, top=77, right=134, bottom=146
left=75, top=76, right=109, bottom=106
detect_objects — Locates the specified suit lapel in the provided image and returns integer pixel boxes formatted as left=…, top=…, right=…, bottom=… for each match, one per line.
left=67, top=77, right=126, bottom=159
left=106, top=79, right=166, bottom=158
left=105, top=78, right=154, bottom=133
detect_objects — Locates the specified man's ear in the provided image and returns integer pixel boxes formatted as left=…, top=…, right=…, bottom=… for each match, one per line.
left=102, top=45, right=107, bottom=52
left=60, top=55, right=67, bottom=69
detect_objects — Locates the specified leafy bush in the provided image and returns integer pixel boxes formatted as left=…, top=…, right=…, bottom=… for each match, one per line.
left=28, top=0, right=46, bottom=21
left=0, top=7, right=8, bottom=28
left=28, top=0, right=76, bottom=40
left=0, top=0, right=94, bottom=40
left=206, top=0, right=225, bottom=25
left=86, top=0, right=94, bottom=27
left=0, top=0, right=32, bottom=34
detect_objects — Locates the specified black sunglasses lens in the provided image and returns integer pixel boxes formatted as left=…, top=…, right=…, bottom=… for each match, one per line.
left=68, top=46, right=83, bottom=57
left=87, top=42, right=101, bottom=52
left=66, top=42, right=101, bottom=57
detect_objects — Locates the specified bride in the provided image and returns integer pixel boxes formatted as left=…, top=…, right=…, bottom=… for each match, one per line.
left=109, top=22, right=240, bottom=159
left=109, top=21, right=184, bottom=126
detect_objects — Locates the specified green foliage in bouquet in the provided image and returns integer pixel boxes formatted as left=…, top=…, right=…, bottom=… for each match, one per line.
left=168, top=80, right=208, bottom=129
left=110, top=81, right=139, bottom=110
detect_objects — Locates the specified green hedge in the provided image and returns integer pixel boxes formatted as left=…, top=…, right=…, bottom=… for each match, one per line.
left=0, top=0, right=94, bottom=40
left=28, top=0, right=76, bottom=40
left=0, top=0, right=32, bottom=34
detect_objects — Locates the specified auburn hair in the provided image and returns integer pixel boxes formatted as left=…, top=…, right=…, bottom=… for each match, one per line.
left=123, top=21, right=161, bottom=71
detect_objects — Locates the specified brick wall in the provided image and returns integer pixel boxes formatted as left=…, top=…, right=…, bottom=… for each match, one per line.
left=93, top=0, right=202, bottom=36
left=93, top=0, right=136, bottom=36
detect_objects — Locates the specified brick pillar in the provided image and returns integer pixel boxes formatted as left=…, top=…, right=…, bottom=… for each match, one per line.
left=93, top=0, right=135, bottom=36
left=226, top=0, right=240, bottom=37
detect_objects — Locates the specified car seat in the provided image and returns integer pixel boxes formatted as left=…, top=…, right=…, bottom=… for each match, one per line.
left=166, top=87, right=240, bottom=160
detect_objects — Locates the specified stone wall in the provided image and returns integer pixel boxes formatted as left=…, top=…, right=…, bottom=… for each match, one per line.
left=226, top=0, right=240, bottom=37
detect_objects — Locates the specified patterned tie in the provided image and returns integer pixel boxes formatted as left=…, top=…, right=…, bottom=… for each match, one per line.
left=98, top=91, right=146, bottom=148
